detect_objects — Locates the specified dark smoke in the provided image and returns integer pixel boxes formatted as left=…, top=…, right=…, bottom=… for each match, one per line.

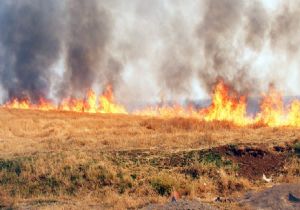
left=196, top=0, right=259, bottom=94
left=0, top=0, right=123, bottom=101
left=61, top=0, right=119, bottom=97
left=0, top=0, right=63, bottom=101
left=0, top=0, right=299, bottom=104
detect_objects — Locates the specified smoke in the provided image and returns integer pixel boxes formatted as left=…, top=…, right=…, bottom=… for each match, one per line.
left=0, top=0, right=123, bottom=101
left=0, top=0, right=300, bottom=104
left=157, top=11, right=196, bottom=98
left=270, top=2, right=300, bottom=57
left=61, top=0, right=122, bottom=97
left=196, top=0, right=300, bottom=95
left=0, top=0, right=63, bottom=101
left=196, top=0, right=270, bottom=94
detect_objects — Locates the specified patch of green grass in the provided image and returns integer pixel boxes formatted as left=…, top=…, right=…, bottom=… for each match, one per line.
left=200, top=151, right=223, bottom=167
left=0, top=159, right=22, bottom=176
left=294, top=142, right=300, bottom=156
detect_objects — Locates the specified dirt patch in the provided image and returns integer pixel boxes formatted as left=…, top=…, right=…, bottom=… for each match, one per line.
left=215, top=145, right=288, bottom=180
left=142, top=199, right=216, bottom=210
left=239, top=183, right=300, bottom=210
left=112, top=144, right=291, bottom=181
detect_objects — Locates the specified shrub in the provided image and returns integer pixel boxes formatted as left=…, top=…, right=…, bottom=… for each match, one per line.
left=294, top=142, right=300, bottom=156
left=150, top=175, right=174, bottom=196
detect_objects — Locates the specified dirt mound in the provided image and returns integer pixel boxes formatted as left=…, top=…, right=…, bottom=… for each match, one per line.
left=142, top=200, right=216, bottom=210
left=215, top=145, right=288, bottom=180
left=239, top=184, right=300, bottom=210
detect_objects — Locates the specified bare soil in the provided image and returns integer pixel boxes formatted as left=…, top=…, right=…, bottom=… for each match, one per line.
left=215, top=144, right=289, bottom=180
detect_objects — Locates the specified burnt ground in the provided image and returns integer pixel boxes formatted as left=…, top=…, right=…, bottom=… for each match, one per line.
left=214, top=144, right=290, bottom=180
left=112, top=142, right=293, bottom=181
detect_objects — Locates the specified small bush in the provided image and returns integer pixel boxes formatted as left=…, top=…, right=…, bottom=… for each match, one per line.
left=294, top=142, right=300, bottom=156
left=181, top=166, right=201, bottom=179
left=0, top=159, right=22, bottom=176
left=150, top=175, right=174, bottom=196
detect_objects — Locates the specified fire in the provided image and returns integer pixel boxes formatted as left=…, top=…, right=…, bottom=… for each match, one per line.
left=3, top=82, right=300, bottom=127
left=98, top=85, right=127, bottom=114
left=255, top=86, right=285, bottom=127
left=287, top=100, right=300, bottom=126
left=4, top=85, right=127, bottom=114
left=5, top=98, right=30, bottom=110
left=200, top=81, right=250, bottom=126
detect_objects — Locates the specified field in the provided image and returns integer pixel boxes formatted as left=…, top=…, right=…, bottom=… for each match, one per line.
left=0, top=108, right=299, bottom=209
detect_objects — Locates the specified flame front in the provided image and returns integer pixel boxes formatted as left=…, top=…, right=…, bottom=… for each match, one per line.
left=3, top=82, right=300, bottom=127
left=200, top=81, right=250, bottom=126
left=98, top=85, right=127, bottom=114
left=4, top=85, right=127, bottom=114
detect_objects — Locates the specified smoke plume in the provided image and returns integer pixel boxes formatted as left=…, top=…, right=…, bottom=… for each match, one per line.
left=0, top=0, right=63, bottom=101
left=61, top=0, right=121, bottom=97
left=0, top=0, right=300, bottom=104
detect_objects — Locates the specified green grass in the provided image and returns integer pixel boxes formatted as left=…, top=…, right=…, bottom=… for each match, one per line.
left=294, top=141, right=300, bottom=156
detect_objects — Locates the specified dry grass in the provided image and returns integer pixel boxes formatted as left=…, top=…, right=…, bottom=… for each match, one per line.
left=1, top=108, right=299, bottom=156
left=0, top=108, right=299, bottom=209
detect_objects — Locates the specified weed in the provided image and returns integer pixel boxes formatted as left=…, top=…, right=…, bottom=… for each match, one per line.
left=294, top=142, right=300, bottom=156
left=150, top=175, right=174, bottom=196
left=0, top=159, right=22, bottom=176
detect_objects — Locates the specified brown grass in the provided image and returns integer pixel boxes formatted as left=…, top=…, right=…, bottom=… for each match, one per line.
left=0, top=108, right=299, bottom=209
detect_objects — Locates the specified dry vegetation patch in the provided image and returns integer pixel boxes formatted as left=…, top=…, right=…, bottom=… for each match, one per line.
left=0, top=109, right=299, bottom=209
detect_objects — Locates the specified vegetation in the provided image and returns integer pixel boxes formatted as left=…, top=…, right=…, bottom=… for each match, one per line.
left=0, top=108, right=299, bottom=209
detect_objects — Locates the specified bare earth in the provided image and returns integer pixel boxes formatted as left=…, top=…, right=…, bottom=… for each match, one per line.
left=0, top=108, right=299, bottom=209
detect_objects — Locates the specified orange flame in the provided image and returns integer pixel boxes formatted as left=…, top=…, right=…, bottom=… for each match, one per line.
left=3, top=82, right=300, bottom=127
left=200, top=81, right=250, bottom=126
left=98, top=85, right=127, bottom=114
left=255, top=86, right=285, bottom=126
left=4, top=85, right=127, bottom=114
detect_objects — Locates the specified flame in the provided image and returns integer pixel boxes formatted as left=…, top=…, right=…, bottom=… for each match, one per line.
left=5, top=98, right=31, bottom=110
left=200, top=81, right=250, bottom=126
left=287, top=100, right=300, bottom=126
left=3, top=82, right=300, bottom=127
left=98, top=85, right=127, bottom=114
left=255, top=86, right=285, bottom=126
left=4, top=85, right=127, bottom=114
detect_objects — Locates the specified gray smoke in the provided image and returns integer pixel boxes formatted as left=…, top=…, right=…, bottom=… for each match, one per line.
left=61, top=0, right=122, bottom=97
left=270, top=2, right=300, bottom=57
left=0, top=0, right=123, bottom=101
left=196, top=0, right=263, bottom=94
left=0, top=0, right=300, bottom=104
left=157, top=14, right=195, bottom=97
left=196, top=0, right=300, bottom=95
left=0, top=0, right=63, bottom=101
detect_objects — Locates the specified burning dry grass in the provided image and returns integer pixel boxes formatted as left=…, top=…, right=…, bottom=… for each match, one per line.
left=0, top=108, right=299, bottom=209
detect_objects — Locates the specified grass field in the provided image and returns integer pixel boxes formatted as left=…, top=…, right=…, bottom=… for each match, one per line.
left=0, top=108, right=299, bottom=209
